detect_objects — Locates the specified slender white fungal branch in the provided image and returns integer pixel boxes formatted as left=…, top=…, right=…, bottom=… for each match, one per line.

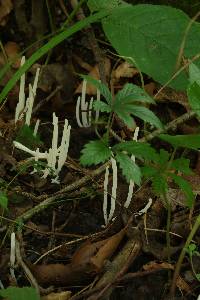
left=15, top=56, right=25, bottom=123
left=10, top=232, right=16, bottom=281
left=108, top=157, right=117, bottom=223
left=14, top=113, right=71, bottom=183
left=76, top=80, right=100, bottom=127
left=25, top=84, right=34, bottom=126
left=15, top=56, right=40, bottom=127
left=95, top=88, right=100, bottom=123
left=33, top=119, right=40, bottom=136
left=124, top=127, right=140, bottom=208
left=103, top=157, right=118, bottom=225
left=103, top=165, right=110, bottom=225
left=136, top=198, right=153, bottom=216
left=13, top=141, right=47, bottom=159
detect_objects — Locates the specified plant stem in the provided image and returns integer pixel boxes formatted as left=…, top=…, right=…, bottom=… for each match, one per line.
left=170, top=214, right=200, bottom=297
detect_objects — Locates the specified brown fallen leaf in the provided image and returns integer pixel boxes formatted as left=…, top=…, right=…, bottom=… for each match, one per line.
left=0, top=0, right=13, bottom=26
left=90, top=228, right=126, bottom=271
left=0, top=41, right=21, bottom=69
left=41, top=291, right=71, bottom=300
left=143, top=261, right=174, bottom=271
left=75, top=58, right=111, bottom=95
left=113, top=61, right=139, bottom=81
left=30, top=228, right=126, bottom=286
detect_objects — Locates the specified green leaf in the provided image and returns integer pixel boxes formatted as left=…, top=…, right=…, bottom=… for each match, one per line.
left=112, top=140, right=157, bottom=161
left=93, top=100, right=111, bottom=112
left=0, top=191, right=8, bottom=210
left=159, top=134, right=200, bottom=150
left=80, top=75, right=112, bottom=104
left=115, top=152, right=141, bottom=185
left=102, top=5, right=200, bottom=90
left=129, top=105, right=163, bottom=129
left=114, top=83, right=155, bottom=106
left=187, top=82, right=200, bottom=117
left=80, top=140, right=112, bottom=166
left=141, top=165, right=158, bottom=178
left=189, top=63, right=200, bottom=85
left=170, top=158, right=193, bottom=175
left=156, top=149, right=170, bottom=166
left=152, top=175, right=168, bottom=196
left=169, top=173, right=195, bottom=208
left=0, top=287, right=40, bottom=300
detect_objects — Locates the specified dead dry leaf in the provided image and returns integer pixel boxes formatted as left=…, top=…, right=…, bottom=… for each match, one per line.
left=75, top=58, right=111, bottom=95
left=143, top=261, right=174, bottom=271
left=42, top=291, right=71, bottom=300
left=113, top=61, right=139, bottom=81
left=0, top=41, right=21, bottom=68
left=90, top=228, right=126, bottom=271
left=0, top=0, right=13, bottom=26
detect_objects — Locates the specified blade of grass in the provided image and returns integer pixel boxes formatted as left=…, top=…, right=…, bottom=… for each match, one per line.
left=0, top=9, right=109, bottom=104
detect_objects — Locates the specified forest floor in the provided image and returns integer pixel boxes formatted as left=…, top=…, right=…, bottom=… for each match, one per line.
left=0, top=1, right=200, bottom=300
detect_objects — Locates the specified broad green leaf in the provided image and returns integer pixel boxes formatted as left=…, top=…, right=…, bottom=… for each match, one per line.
left=112, top=140, right=157, bottom=161
left=159, top=134, right=200, bottom=150
left=115, top=152, right=141, bottom=185
left=88, top=0, right=128, bottom=12
left=152, top=175, right=168, bottom=196
left=114, top=109, right=136, bottom=129
left=189, top=63, right=200, bottom=85
left=0, top=287, right=40, bottom=300
left=170, top=158, right=193, bottom=175
left=115, top=83, right=155, bottom=106
left=80, top=140, right=112, bottom=166
left=141, top=165, right=158, bottom=178
left=102, top=5, right=200, bottom=90
left=128, top=105, right=163, bottom=129
left=169, top=173, right=195, bottom=208
left=187, top=82, right=200, bottom=117
left=0, top=191, right=8, bottom=210
left=80, top=75, right=112, bottom=104
left=93, top=100, right=111, bottom=112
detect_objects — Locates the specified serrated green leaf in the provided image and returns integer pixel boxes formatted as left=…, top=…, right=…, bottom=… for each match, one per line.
left=93, top=100, right=111, bottom=112
left=112, top=140, right=157, bottom=161
left=128, top=105, right=163, bottom=129
left=0, top=287, right=40, bottom=300
left=152, top=175, right=168, bottom=196
left=102, top=5, right=200, bottom=90
left=170, top=158, right=193, bottom=175
left=189, top=63, right=200, bottom=85
left=141, top=165, right=158, bottom=178
left=115, top=83, right=155, bottom=106
left=169, top=173, right=195, bottom=208
left=187, top=82, right=200, bottom=117
left=156, top=149, right=170, bottom=166
left=0, top=191, right=8, bottom=210
left=114, top=109, right=136, bottom=129
left=80, top=140, right=112, bottom=166
left=159, top=134, right=200, bottom=150
left=115, top=152, right=141, bottom=185
left=80, top=75, right=112, bottom=104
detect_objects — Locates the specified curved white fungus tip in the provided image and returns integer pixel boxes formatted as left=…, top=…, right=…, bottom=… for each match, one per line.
left=124, top=127, right=140, bottom=208
left=103, top=165, right=110, bottom=225
left=108, top=157, right=117, bottom=223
